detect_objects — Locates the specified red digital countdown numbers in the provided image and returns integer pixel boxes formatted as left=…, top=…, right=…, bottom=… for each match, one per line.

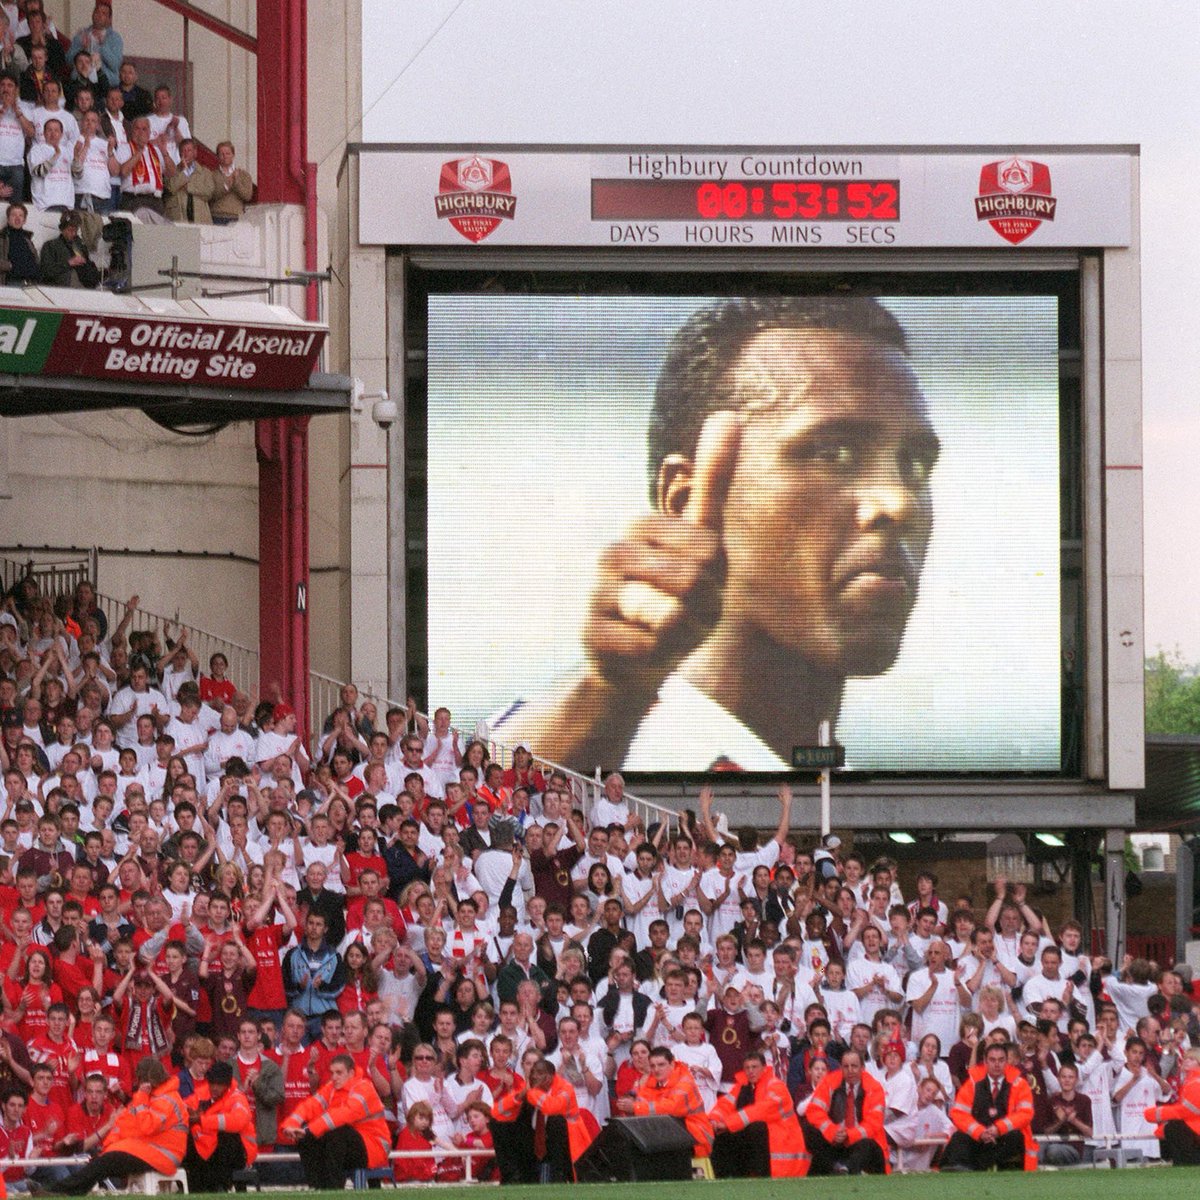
left=591, top=179, right=900, bottom=222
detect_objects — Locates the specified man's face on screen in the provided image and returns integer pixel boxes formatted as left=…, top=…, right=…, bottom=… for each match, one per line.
left=716, top=326, right=939, bottom=676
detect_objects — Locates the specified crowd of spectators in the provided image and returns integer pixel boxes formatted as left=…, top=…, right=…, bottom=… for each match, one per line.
left=0, top=1, right=255, bottom=289
left=0, top=573, right=1198, bottom=1189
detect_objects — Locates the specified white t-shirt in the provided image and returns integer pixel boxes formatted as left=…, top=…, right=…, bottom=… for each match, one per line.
left=28, top=142, right=74, bottom=210
left=847, top=957, right=902, bottom=1026
left=0, top=106, right=25, bottom=166
left=699, top=867, right=747, bottom=940
left=109, top=685, right=169, bottom=748
left=905, top=968, right=961, bottom=1053
left=204, top=728, right=256, bottom=776
left=148, top=111, right=190, bottom=163
left=29, top=104, right=79, bottom=147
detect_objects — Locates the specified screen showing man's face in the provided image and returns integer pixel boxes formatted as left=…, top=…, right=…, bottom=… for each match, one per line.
left=423, top=292, right=1063, bottom=775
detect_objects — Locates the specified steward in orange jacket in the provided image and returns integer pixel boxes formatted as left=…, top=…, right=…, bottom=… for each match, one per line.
left=944, top=1044, right=1037, bottom=1172
left=708, top=1051, right=809, bottom=1178
left=58, top=1058, right=189, bottom=1196
left=1145, top=1048, right=1200, bottom=1165
left=489, top=1057, right=595, bottom=1183
left=801, top=1053, right=889, bottom=1175
left=183, top=1062, right=258, bottom=1193
left=279, top=1055, right=391, bottom=1190
left=622, top=1050, right=714, bottom=1158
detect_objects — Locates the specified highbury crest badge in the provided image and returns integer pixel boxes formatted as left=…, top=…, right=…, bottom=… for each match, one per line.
left=435, top=157, right=517, bottom=244
left=974, top=158, right=1057, bottom=245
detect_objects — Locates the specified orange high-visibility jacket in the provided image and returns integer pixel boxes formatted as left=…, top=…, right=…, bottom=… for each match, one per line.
left=805, top=1069, right=890, bottom=1173
left=102, top=1078, right=189, bottom=1175
left=280, top=1069, right=391, bottom=1168
left=1146, top=1069, right=1200, bottom=1138
left=632, top=1061, right=714, bottom=1158
left=950, top=1064, right=1037, bottom=1171
left=709, top=1066, right=809, bottom=1177
left=491, top=1072, right=595, bottom=1165
left=189, top=1084, right=258, bottom=1166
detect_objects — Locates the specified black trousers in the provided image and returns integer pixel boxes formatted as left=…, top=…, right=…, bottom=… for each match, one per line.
left=942, top=1129, right=1026, bottom=1170
left=800, top=1119, right=886, bottom=1175
left=489, top=1109, right=572, bottom=1183
left=1162, top=1120, right=1200, bottom=1165
left=59, top=1151, right=158, bottom=1195
left=184, top=1131, right=247, bottom=1192
left=711, top=1123, right=770, bottom=1178
left=296, top=1126, right=369, bottom=1190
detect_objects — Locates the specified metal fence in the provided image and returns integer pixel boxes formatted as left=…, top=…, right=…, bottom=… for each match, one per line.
left=94, top=591, right=261, bottom=698
left=309, top=671, right=680, bottom=834
left=0, top=549, right=96, bottom=601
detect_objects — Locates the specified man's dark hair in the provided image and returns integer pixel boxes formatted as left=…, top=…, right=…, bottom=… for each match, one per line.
left=647, top=296, right=909, bottom=501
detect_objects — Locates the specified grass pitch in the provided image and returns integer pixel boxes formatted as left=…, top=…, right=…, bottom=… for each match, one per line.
left=184, top=1166, right=1200, bottom=1200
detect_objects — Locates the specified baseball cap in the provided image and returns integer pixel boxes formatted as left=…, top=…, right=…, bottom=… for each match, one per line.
left=514, top=741, right=532, bottom=753
left=0, top=613, right=18, bottom=630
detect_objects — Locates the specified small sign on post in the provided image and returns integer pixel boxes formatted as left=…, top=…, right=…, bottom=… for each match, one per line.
left=791, top=744, right=846, bottom=770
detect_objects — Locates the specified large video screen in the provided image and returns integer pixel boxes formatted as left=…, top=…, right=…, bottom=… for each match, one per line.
left=423, top=291, right=1064, bottom=775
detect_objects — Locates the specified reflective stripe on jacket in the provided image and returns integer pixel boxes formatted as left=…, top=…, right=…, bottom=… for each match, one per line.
left=103, top=1078, right=189, bottom=1174
left=280, top=1069, right=390, bottom=1168
left=709, top=1066, right=809, bottom=1178
left=632, top=1061, right=714, bottom=1157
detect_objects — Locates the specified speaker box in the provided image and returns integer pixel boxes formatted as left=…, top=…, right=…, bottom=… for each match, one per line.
left=575, top=1115, right=694, bottom=1182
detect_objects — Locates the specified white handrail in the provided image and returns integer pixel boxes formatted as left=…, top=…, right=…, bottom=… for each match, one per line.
left=308, top=671, right=680, bottom=835
left=95, top=591, right=261, bottom=697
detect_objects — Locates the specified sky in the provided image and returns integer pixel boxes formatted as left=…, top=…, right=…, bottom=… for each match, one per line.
left=362, top=0, right=1200, bottom=660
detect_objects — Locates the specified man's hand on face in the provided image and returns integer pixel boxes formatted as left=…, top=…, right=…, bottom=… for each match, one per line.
left=584, top=410, right=742, bottom=697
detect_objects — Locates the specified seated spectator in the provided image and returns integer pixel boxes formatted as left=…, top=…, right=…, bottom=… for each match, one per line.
left=164, top=138, right=215, bottom=224
left=72, top=110, right=114, bottom=214
left=0, top=201, right=39, bottom=284
left=0, top=11, right=28, bottom=78
left=111, top=114, right=173, bottom=216
left=208, top=141, right=253, bottom=225
left=38, top=210, right=99, bottom=289
left=28, top=120, right=74, bottom=212
left=68, top=3, right=123, bottom=83
left=16, top=9, right=64, bottom=82
left=147, top=85, right=188, bottom=165
left=116, top=61, right=151, bottom=122
left=66, top=51, right=110, bottom=115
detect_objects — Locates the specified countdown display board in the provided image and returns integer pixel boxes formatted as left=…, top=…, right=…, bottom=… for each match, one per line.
left=359, top=145, right=1133, bottom=249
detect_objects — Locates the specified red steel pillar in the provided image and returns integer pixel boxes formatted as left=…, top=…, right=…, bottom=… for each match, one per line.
left=254, top=0, right=315, bottom=738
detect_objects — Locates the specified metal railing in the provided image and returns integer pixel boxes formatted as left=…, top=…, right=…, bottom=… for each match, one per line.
left=0, top=550, right=96, bottom=601
left=95, top=590, right=261, bottom=698
left=309, top=671, right=680, bottom=834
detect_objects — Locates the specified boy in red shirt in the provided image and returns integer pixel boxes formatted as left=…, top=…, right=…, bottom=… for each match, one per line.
left=27, top=1002, right=79, bottom=1112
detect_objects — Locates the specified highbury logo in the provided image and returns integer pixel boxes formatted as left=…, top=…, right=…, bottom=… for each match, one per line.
left=435, top=157, right=517, bottom=244
left=975, top=157, right=1057, bottom=245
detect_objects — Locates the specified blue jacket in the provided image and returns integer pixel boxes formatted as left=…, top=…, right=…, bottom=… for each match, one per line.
left=281, top=938, right=346, bottom=1017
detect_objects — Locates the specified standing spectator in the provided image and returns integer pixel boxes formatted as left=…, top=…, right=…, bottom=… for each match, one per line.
left=31, top=79, right=79, bottom=148
left=147, top=85, right=188, bottom=164
left=99, top=84, right=127, bottom=209
left=111, top=115, right=172, bottom=216
left=0, top=202, right=39, bottom=285
left=165, top=138, right=215, bottom=224
left=69, top=3, right=123, bottom=82
left=0, top=11, right=28, bottom=79
left=116, top=61, right=150, bottom=121
left=0, top=74, right=32, bottom=200
left=17, top=9, right=64, bottom=82
left=28, top=122, right=74, bottom=213
left=72, top=110, right=114, bottom=213
left=65, top=50, right=110, bottom=114
left=19, top=44, right=52, bottom=105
